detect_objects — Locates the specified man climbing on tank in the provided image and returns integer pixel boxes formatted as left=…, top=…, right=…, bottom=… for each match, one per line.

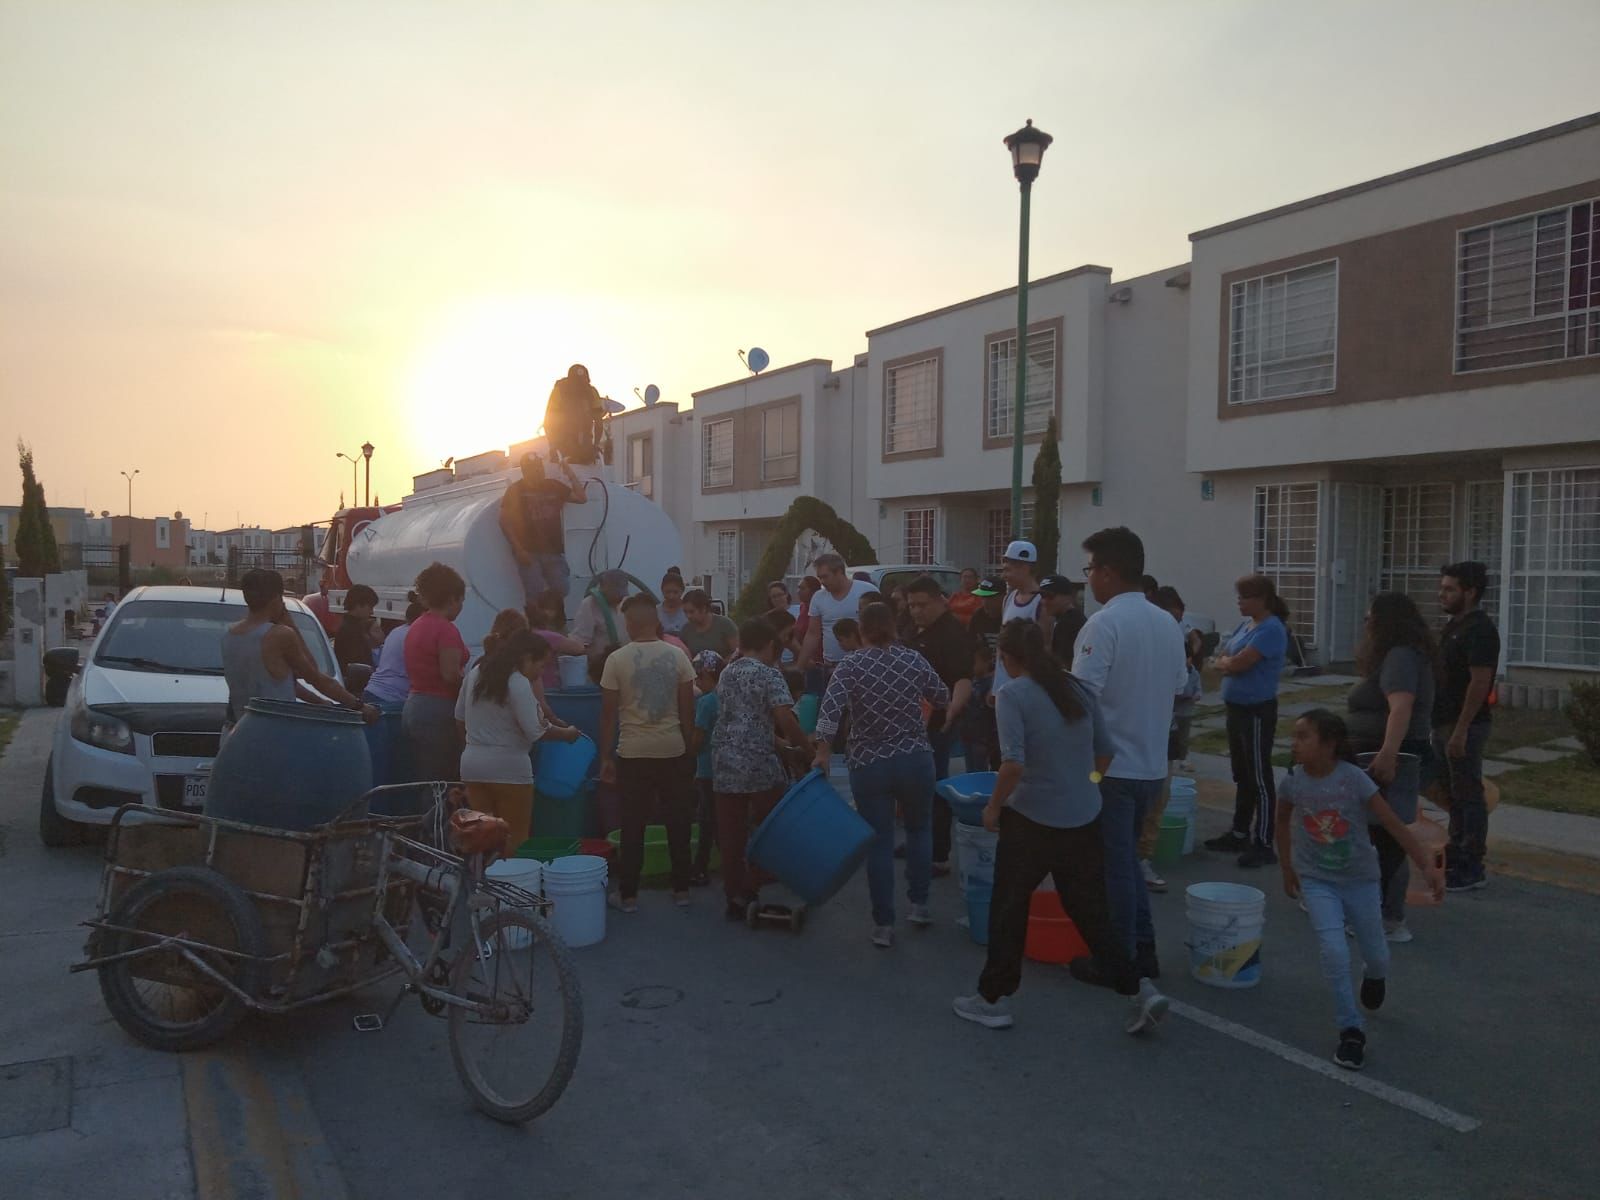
left=544, top=363, right=606, bottom=465
left=499, top=451, right=587, bottom=624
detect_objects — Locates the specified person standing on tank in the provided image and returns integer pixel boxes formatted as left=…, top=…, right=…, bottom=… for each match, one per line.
left=500, top=451, right=586, bottom=624
left=544, top=364, right=606, bottom=465
left=222, top=568, right=375, bottom=727
left=403, top=562, right=470, bottom=783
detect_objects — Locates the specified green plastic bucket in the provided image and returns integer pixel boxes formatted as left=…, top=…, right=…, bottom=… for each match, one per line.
left=1153, top=815, right=1188, bottom=869
left=515, top=836, right=582, bottom=862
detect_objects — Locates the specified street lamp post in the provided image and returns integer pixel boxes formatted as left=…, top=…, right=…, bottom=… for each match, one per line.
left=1002, top=118, right=1053, bottom=535
left=335, top=451, right=359, bottom=506
left=360, top=442, right=374, bottom=507
left=119, top=468, right=140, bottom=517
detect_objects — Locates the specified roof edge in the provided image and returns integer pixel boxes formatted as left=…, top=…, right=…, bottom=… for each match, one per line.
left=1190, top=111, right=1600, bottom=241
left=865, top=264, right=1113, bottom=338
left=691, top=357, right=834, bottom=400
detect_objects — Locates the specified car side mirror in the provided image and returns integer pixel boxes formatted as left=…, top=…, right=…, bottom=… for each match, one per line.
left=344, top=662, right=375, bottom=693
left=43, top=647, right=81, bottom=676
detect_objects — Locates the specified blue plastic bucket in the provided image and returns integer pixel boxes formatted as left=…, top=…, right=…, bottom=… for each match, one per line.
left=935, top=771, right=998, bottom=827
left=747, top=769, right=874, bottom=905
left=536, top=733, right=597, bottom=800
left=965, top=883, right=991, bottom=946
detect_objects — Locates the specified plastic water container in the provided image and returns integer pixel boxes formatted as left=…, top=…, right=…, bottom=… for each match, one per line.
left=541, top=854, right=608, bottom=948
left=546, top=686, right=603, bottom=748
left=486, top=858, right=543, bottom=949
left=1024, top=890, right=1091, bottom=964
left=1153, top=815, right=1188, bottom=869
left=955, top=822, right=999, bottom=893
left=1165, top=787, right=1198, bottom=856
left=794, top=693, right=820, bottom=735
left=965, top=883, right=991, bottom=946
left=747, top=769, right=874, bottom=906
left=535, top=733, right=596, bottom=800
left=1405, top=813, right=1448, bottom=908
left=935, top=772, right=998, bottom=827
left=557, top=655, right=590, bottom=690
left=207, top=699, right=372, bottom=830
left=1357, top=751, right=1421, bottom=823
left=1186, top=881, right=1265, bottom=988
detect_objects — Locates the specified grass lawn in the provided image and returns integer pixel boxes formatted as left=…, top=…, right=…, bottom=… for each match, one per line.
left=1482, top=706, right=1575, bottom=757
left=0, top=710, right=19, bottom=761
left=1495, top=753, right=1600, bottom=818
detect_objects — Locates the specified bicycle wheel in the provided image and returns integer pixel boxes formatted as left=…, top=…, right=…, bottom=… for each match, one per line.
left=447, top=908, right=582, bottom=1124
left=98, top=866, right=265, bottom=1052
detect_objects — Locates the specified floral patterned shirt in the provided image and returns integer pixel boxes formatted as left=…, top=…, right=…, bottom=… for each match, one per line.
left=711, top=657, right=794, bottom=794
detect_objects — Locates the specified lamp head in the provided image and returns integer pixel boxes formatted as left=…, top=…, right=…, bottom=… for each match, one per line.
left=1003, top=119, right=1053, bottom=186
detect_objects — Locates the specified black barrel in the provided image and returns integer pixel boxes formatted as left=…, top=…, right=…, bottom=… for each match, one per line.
left=206, top=699, right=372, bottom=830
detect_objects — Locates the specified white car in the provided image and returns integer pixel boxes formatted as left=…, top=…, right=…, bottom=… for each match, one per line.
left=40, top=585, right=339, bottom=846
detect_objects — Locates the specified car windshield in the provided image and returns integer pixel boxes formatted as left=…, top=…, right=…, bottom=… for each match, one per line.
left=95, top=600, right=336, bottom=677
left=879, top=569, right=962, bottom=595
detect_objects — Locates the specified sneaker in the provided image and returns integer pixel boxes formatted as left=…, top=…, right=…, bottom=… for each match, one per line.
left=1334, top=1027, right=1366, bottom=1070
left=1360, top=977, right=1387, bottom=1012
left=1446, top=868, right=1489, bottom=892
left=1237, top=844, right=1278, bottom=869
left=689, top=868, right=711, bottom=887
left=907, top=904, right=933, bottom=927
left=1383, top=920, right=1413, bottom=944
left=930, top=861, right=952, bottom=878
left=609, top=893, right=638, bottom=914
left=1068, top=957, right=1116, bottom=990
left=1134, top=942, right=1161, bottom=981
left=1125, top=979, right=1169, bottom=1035
left=673, top=891, right=691, bottom=908
left=1204, top=830, right=1250, bottom=853
left=1140, top=859, right=1168, bottom=893
left=952, top=993, right=1014, bottom=1029
left=1297, top=896, right=1309, bottom=914
left=871, top=925, right=895, bottom=948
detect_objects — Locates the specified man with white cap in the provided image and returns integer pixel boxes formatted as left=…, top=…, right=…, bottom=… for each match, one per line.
left=992, top=540, right=1051, bottom=694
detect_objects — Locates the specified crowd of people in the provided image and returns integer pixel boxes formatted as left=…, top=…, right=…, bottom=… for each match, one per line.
left=236, top=493, right=1503, bottom=1066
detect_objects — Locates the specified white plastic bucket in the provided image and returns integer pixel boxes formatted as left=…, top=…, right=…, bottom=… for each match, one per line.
left=557, top=655, right=590, bottom=690
left=1165, top=791, right=1198, bottom=856
left=955, top=822, right=999, bottom=894
left=1186, top=881, right=1265, bottom=989
left=541, top=854, right=608, bottom=948
left=487, top=858, right=543, bottom=949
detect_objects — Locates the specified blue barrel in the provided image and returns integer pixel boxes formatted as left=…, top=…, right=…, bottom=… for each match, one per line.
left=747, top=770, right=874, bottom=906
left=546, top=686, right=605, bottom=749
left=207, top=699, right=373, bottom=830
left=935, top=771, right=999, bottom=827
left=536, top=733, right=597, bottom=800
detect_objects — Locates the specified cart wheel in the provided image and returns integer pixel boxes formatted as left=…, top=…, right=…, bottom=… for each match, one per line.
left=789, top=906, right=806, bottom=934
left=98, top=866, right=266, bottom=1052
left=745, top=900, right=761, bottom=930
left=447, top=909, right=582, bottom=1124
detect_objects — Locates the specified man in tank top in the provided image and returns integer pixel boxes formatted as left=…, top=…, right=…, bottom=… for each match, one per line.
left=223, top=569, right=376, bottom=727
left=991, top=540, right=1051, bottom=694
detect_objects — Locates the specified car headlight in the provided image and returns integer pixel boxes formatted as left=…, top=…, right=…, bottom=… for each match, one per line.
left=70, top=704, right=134, bottom=755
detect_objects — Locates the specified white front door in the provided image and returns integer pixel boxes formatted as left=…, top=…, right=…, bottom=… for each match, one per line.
left=1328, top=482, right=1382, bottom=661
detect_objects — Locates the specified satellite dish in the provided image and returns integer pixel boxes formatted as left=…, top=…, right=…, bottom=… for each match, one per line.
left=747, top=347, right=770, bottom=374
left=174, top=510, right=183, bottom=519
left=602, top=396, right=626, bottom=414
left=644, top=384, right=660, bottom=406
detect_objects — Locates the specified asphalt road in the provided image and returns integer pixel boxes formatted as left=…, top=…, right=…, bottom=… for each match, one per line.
left=3, top=708, right=1596, bottom=1199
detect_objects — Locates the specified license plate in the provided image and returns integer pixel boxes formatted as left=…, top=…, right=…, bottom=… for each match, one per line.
left=182, top=775, right=208, bottom=808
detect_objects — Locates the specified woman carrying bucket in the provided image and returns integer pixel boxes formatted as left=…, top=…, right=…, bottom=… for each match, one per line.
left=812, top=603, right=948, bottom=948
left=1276, top=709, right=1444, bottom=1070
left=951, top=620, right=1168, bottom=1035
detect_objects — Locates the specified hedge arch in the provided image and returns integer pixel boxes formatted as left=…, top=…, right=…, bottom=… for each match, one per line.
left=731, top=496, right=878, bottom=621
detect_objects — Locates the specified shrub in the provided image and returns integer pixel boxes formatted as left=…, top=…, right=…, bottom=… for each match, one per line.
left=1565, top=680, right=1600, bottom=767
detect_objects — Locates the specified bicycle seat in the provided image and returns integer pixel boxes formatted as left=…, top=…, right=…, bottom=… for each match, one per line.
left=448, top=809, right=510, bottom=859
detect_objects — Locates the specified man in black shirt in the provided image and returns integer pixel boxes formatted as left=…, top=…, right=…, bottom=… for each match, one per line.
left=967, top=576, right=1005, bottom=656
left=499, top=453, right=586, bottom=622
left=1432, top=561, right=1500, bottom=892
left=1038, top=575, right=1086, bottom=664
left=905, top=575, right=974, bottom=875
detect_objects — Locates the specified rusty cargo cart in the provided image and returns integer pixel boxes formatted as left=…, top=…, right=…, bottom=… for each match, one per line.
left=72, top=786, right=582, bottom=1124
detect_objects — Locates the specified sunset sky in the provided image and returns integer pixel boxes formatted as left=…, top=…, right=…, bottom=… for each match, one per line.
left=3, top=0, right=1597, bottom=529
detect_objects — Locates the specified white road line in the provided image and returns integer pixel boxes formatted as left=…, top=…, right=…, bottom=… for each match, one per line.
left=1169, top=999, right=1482, bottom=1134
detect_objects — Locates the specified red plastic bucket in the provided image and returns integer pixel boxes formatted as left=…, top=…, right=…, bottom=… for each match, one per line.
left=1024, top=890, right=1090, bottom=964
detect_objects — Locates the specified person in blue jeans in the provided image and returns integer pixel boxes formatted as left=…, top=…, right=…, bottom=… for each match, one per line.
left=813, top=602, right=948, bottom=948
left=1277, top=710, right=1443, bottom=1070
left=1207, top=573, right=1291, bottom=868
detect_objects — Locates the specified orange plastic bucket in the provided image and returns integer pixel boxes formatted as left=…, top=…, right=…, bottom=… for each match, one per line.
left=1024, top=890, right=1090, bottom=964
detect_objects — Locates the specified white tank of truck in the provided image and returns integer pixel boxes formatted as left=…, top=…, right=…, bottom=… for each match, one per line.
left=341, top=458, right=683, bottom=653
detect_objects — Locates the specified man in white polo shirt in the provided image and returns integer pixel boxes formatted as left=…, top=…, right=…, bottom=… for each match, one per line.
left=1069, top=526, right=1187, bottom=983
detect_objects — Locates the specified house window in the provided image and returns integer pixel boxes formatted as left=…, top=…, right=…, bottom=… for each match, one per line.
left=1379, top=483, right=1455, bottom=623
left=1465, top=479, right=1505, bottom=621
left=1456, top=199, right=1600, bottom=372
left=1253, top=483, right=1321, bottom=647
left=762, top=404, right=800, bottom=481
left=985, top=326, right=1057, bottom=439
left=885, top=355, right=939, bottom=455
left=985, top=503, right=1035, bottom=572
left=1228, top=260, right=1339, bottom=405
left=715, top=528, right=740, bottom=605
left=1506, top=467, right=1600, bottom=668
left=702, top=418, right=734, bottom=488
left=903, top=508, right=936, bottom=564
left=626, top=434, right=652, bottom=485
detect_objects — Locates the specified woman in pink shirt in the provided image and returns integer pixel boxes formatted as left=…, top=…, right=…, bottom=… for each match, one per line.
left=402, top=562, right=469, bottom=782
